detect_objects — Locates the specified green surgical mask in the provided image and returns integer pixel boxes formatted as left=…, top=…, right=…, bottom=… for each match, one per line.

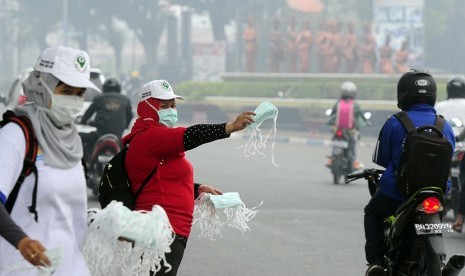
left=158, top=108, right=178, bottom=127
left=248, top=101, right=278, bottom=129
left=193, top=192, right=262, bottom=240
left=208, top=192, right=243, bottom=209
left=242, top=100, right=279, bottom=166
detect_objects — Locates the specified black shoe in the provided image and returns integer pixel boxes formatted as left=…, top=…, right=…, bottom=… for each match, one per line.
left=365, top=264, right=385, bottom=276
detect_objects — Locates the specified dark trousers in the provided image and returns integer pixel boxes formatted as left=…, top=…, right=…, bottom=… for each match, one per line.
left=458, top=178, right=465, bottom=215
left=364, top=191, right=403, bottom=264
left=151, top=235, right=188, bottom=276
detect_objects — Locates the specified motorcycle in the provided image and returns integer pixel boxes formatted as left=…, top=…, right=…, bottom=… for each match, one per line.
left=447, top=118, right=464, bottom=217
left=328, top=127, right=352, bottom=184
left=77, top=124, right=121, bottom=196
left=325, top=109, right=371, bottom=184
left=347, top=169, right=465, bottom=276
left=87, top=134, right=121, bottom=196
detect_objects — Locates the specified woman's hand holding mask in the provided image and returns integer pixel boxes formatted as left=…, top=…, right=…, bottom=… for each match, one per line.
left=17, top=236, right=51, bottom=267
left=225, top=111, right=255, bottom=134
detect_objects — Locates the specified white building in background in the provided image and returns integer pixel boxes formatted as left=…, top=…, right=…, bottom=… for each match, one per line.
left=372, top=0, right=425, bottom=67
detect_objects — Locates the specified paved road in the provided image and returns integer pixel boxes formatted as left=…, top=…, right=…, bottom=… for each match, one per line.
left=87, top=130, right=465, bottom=276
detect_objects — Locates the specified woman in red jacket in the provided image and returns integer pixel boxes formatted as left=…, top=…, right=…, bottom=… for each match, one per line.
left=122, top=79, right=254, bottom=275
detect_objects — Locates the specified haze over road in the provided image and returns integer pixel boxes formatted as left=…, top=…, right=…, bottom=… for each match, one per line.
left=88, top=131, right=465, bottom=276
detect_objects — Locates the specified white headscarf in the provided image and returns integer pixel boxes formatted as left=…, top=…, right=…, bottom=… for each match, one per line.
left=14, top=71, right=83, bottom=169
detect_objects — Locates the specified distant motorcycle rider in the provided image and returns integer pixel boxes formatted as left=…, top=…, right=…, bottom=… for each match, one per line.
left=365, top=70, right=455, bottom=275
left=326, top=81, right=370, bottom=170
left=440, top=76, right=465, bottom=234
left=436, top=75, right=465, bottom=133
left=80, top=76, right=133, bottom=162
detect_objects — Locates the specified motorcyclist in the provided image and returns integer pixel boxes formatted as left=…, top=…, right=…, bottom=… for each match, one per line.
left=326, top=81, right=370, bottom=170
left=442, top=76, right=465, bottom=233
left=435, top=75, right=465, bottom=133
left=79, top=76, right=133, bottom=163
left=365, top=69, right=455, bottom=275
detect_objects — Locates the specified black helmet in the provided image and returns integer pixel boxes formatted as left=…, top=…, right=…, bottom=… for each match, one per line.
left=446, top=75, right=465, bottom=99
left=102, top=76, right=121, bottom=93
left=397, top=69, right=437, bottom=110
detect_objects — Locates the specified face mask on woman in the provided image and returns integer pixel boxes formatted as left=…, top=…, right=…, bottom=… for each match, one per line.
left=157, top=108, right=178, bottom=127
left=39, top=76, right=84, bottom=126
left=47, top=94, right=84, bottom=126
left=144, top=99, right=178, bottom=127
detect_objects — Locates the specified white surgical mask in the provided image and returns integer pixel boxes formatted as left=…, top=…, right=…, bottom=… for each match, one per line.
left=46, top=94, right=84, bottom=127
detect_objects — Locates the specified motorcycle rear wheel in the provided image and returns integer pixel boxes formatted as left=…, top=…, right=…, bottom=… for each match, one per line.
left=332, top=155, right=343, bottom=184
left=398, top=236, right=441, bottom=276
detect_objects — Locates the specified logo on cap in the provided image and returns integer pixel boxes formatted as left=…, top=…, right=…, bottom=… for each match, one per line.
left=161, top=81, right=171, bottom=91
left=74, top=55, right=87, bottom=72
left=415, top=79, right=430, bottom=86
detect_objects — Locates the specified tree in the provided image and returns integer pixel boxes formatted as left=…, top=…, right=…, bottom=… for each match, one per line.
left=17, top=0, right=61, bottom=50
left=96, top=0, right=170, bottom=79
left=96, top=17, right=127, bottom=75
left=425, top=0, right=465, bottom=72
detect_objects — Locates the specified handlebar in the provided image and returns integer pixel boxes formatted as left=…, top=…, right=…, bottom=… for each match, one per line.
left=346, top=168, right=384, bottom=197
left=345, top=168, right=385, bottom=183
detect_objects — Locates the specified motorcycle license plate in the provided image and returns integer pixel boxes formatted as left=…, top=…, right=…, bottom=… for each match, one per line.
left=414, top=223, right=454, bottom=235
left=331, top=140, right=348, bottom=148
left=451, top=167, right=460, bottom=177
left=98, top=155, right=113, bottom=163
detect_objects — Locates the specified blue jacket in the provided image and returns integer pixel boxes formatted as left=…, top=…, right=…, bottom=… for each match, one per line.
left=372, top=103, right=455, bottom=201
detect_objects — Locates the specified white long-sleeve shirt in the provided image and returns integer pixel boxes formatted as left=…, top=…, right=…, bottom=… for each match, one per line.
left=435, top=98, right=465, bottom=136
left=0, top=123, right=90, bottom=276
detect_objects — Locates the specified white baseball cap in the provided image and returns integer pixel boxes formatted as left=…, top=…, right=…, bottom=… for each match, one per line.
left=34, top=46, right=101, bottom=92
left=138, top=79, right=184, bottom=102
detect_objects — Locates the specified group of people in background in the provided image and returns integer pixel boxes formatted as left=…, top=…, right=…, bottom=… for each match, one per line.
left=243, top=16, right=410, bottom=75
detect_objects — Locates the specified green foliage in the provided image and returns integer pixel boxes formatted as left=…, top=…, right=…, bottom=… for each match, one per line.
left=176, top=77, right=448, bottom=102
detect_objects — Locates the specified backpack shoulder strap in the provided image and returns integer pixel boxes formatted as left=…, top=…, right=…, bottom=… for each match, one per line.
left=393, top=111, right=416, bottom=133
left=127, top=143, right=157, bottom=200
left=434, top=115, right=445, bottom=134
left=2, top=111, right=39, bottom=221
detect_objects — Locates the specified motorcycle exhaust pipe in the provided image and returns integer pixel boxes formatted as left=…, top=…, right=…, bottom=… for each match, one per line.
left=442, top=255, right=465, bottom=276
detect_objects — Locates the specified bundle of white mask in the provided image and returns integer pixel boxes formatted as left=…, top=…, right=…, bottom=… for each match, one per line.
left=239, top=101, right=279, bottom=166
left=83, top=201, right=175, bottom=276
left=2, top=248, right=62, bottom=276
left=193, top=192, right=262, bottom=240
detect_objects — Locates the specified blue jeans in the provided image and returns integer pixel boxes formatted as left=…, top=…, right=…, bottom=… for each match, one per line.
left=364, top=191, right=403, bottom=264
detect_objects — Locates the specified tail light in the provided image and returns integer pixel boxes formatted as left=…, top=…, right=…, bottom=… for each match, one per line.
left=457, top=151, right=465, bottom=162
left=336, top=129, right=343, bottom=137
left=416, top=197, right=443, bottom=214
left=17, top=95, right=27, bottom=105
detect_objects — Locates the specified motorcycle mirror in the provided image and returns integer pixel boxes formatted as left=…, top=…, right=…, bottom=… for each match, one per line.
left=364, top=112, right=372, bottom=120
left=449, top=118, right=463, bottom=128
left=325, top=109, right=332, bottom=116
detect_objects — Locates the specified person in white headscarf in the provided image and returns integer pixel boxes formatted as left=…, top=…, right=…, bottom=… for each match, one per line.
left=0, top=46, right=100, bottom=275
